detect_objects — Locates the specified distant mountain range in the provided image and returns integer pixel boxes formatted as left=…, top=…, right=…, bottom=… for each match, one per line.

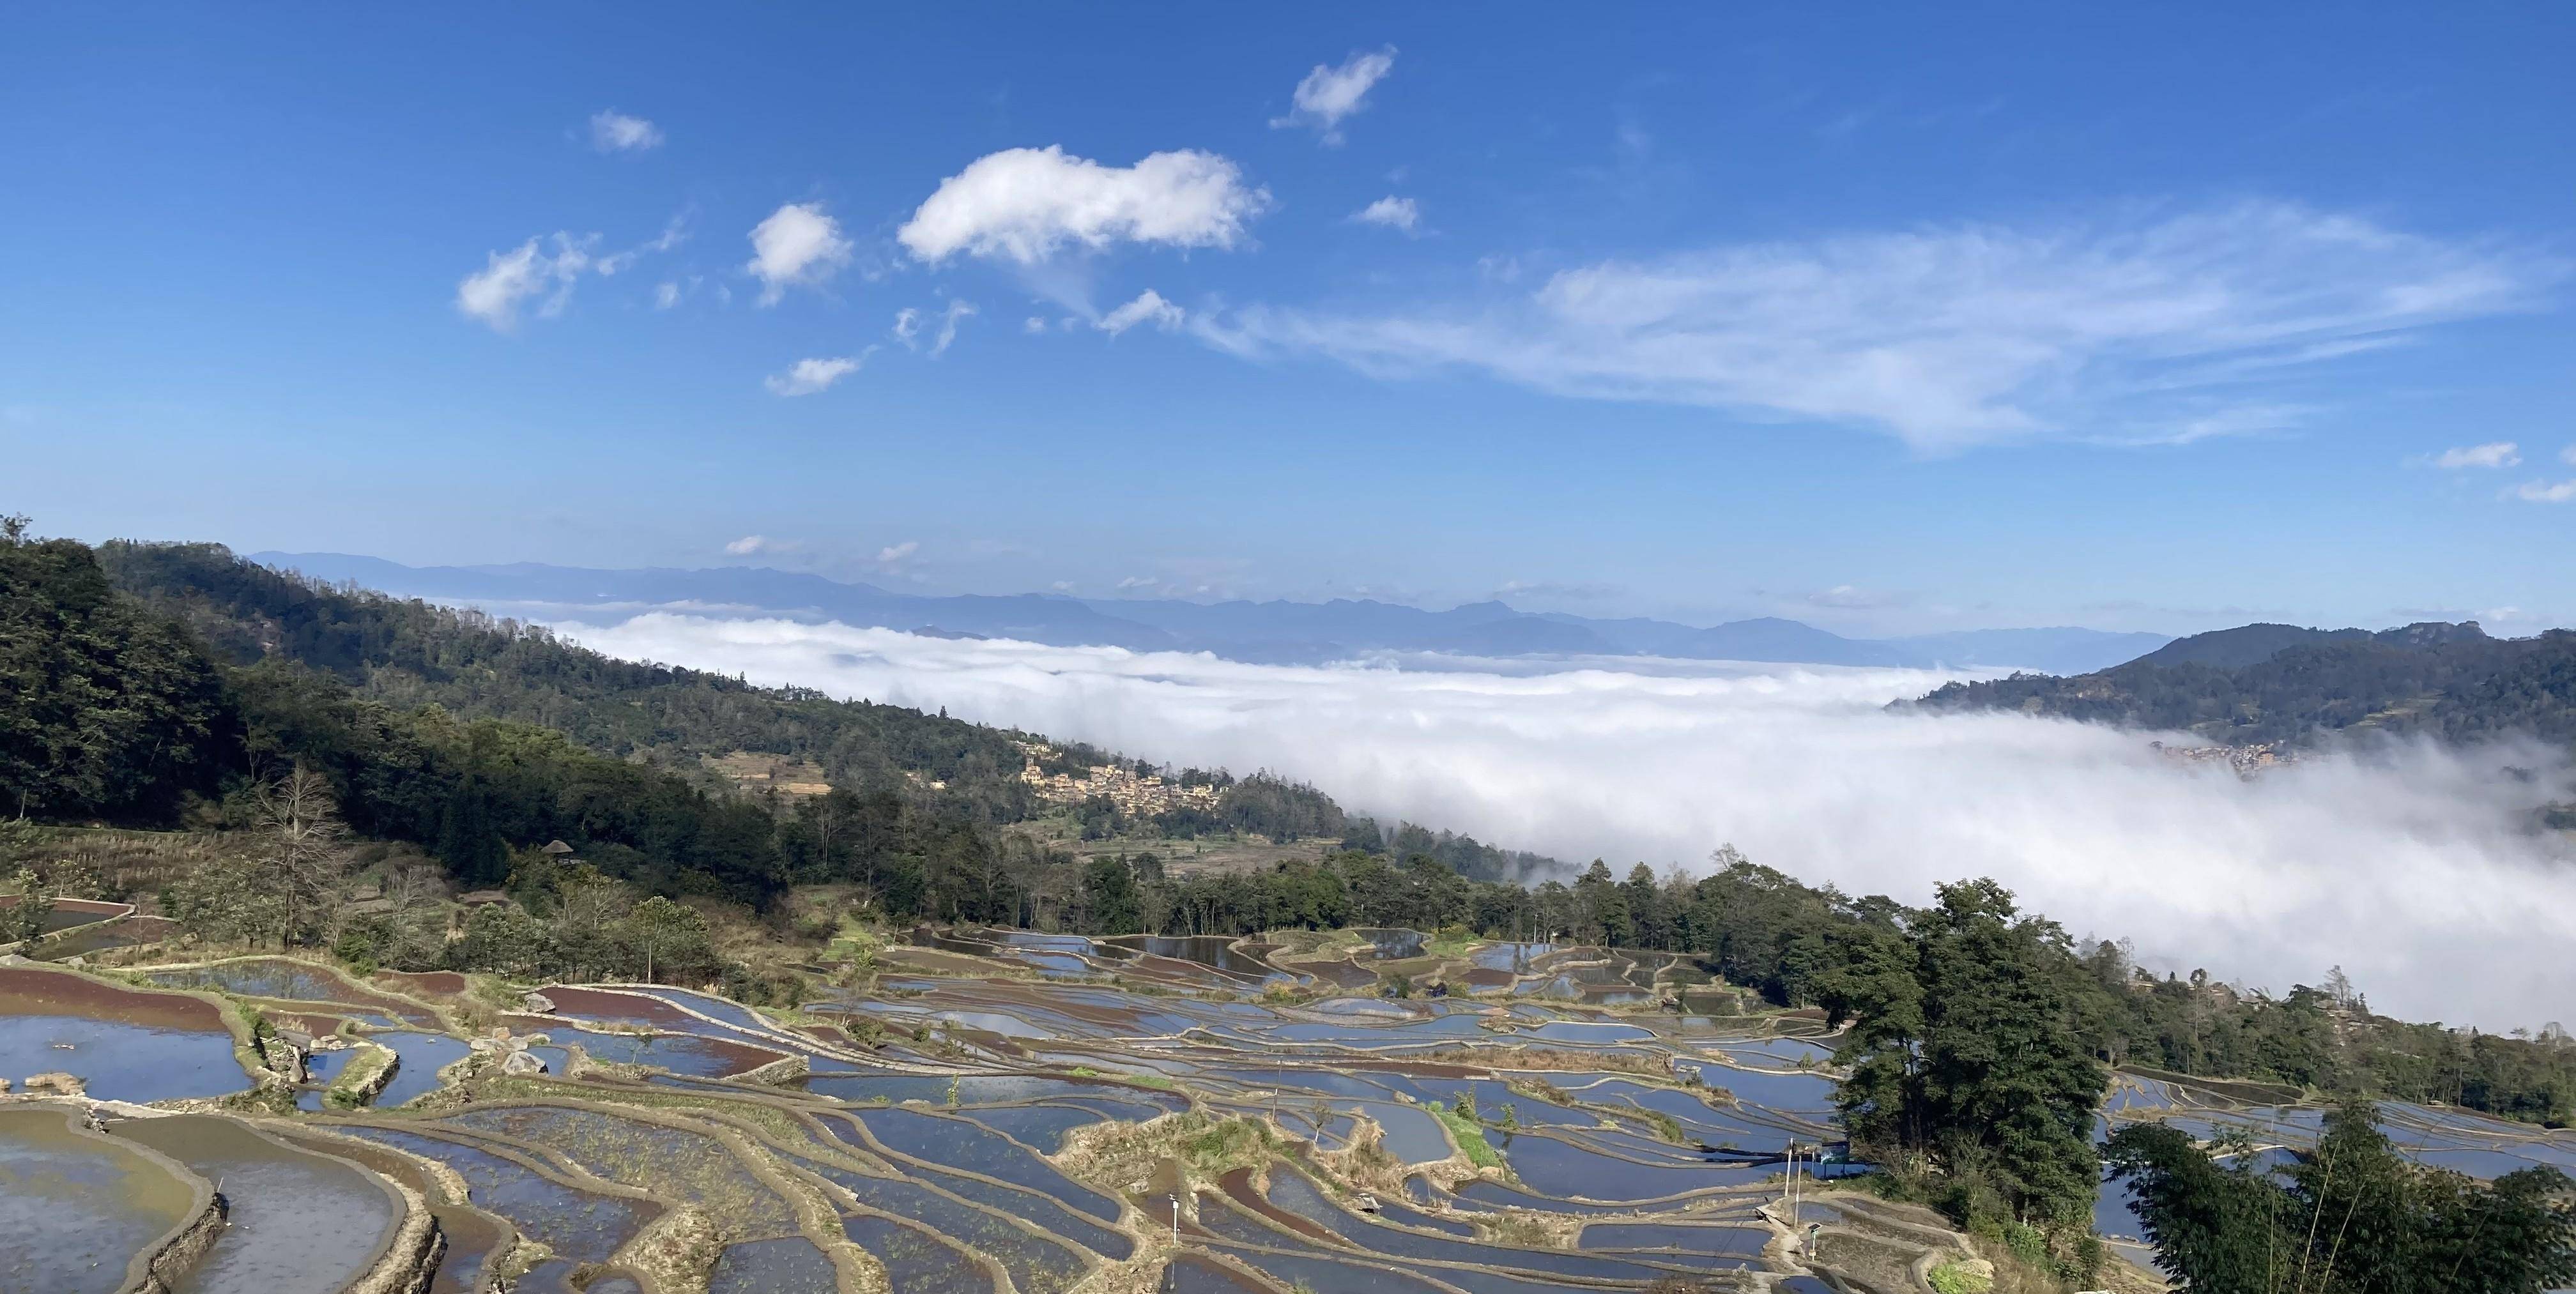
left=1911, top=620, right=2576, bottom=747
left=249, top=552, right=2170, bottom=673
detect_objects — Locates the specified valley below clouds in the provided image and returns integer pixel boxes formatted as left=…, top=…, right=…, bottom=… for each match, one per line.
left=562, top=613, right=2576, bottom=1029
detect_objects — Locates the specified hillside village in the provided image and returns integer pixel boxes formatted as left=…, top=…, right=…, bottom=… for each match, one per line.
left=1016, top=742, right=1225, bottom=817
left=2149, top=740, right=2296, bottom=777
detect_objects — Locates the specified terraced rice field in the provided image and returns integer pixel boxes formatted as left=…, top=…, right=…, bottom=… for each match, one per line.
left=10, top=929, right=2576, bottom=1291
left=0, top=1106, right=214, bottom=1294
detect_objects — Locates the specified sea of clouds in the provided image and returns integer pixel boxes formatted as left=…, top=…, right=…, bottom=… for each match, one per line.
left=558, top=613, right=2575, bottom=1029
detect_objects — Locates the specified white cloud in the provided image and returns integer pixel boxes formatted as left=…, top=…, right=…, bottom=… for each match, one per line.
left=874, top=541, right=921, bottom=574
left=588, top=110, right=663, bottom=153
left=1191, top=201, right=2561, bottom=453
left=455, top=233, right=601, bottom=331
left=2510, top=478, right=2576, bottom=503
left=548, top=616, right=2576, bottom=1028
left=723, top=535, right=799, bottom=556
left=2430, top=441, right=2521, bottom=469
left=1095, top=289, right=1183, bottom=336
left=763, top=354, right=863, bottom=397
left=2564, top=444, right=2576, bottom=466
left=746, top=202, right=854, bottom=304
left=896, top=146, right=1270, bottom=265
left=456, top=220, right=687, bottom=330
left=1350, top=195, right=1420, bottom=234
left=1272, top=46, right=1397, bottom=144
left=1025, top=316, right=1050, bottom=335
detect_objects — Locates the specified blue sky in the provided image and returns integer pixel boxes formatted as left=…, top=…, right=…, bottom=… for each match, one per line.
left=6, top=4, right=2572, bottom=637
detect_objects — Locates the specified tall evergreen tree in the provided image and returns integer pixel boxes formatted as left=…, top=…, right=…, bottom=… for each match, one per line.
left=1837, top=879, right=2106, bottom=1233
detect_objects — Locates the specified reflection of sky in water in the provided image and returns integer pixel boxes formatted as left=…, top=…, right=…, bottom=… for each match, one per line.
left=0, top=1110, right=197, bottom=1294
left=331, top=1127, right=649, bottom=1262
left=546, top=1024, right=769, bottom=1076
left=372, top=1033, right=473, bottom=1108
left=119, top=1116, right=399, bottom=1294
left=0, top=1014, right=249, bottom=1104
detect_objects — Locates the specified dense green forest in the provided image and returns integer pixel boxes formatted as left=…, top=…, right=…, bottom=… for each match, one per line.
left=9, top=523, right=2576, bottom=1141
left=1911, top=619, right=2576, bottom=747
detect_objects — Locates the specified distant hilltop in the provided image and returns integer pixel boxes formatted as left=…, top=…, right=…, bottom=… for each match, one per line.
left=249, top=551, right=2169, bottom=674
left=1908, top=620, right=2576, bottom=748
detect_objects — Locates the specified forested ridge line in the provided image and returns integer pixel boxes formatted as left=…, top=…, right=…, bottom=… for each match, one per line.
left=8, top=519, right=2576, bottom=1140
left=1910, top=618, right=2576, bottom=748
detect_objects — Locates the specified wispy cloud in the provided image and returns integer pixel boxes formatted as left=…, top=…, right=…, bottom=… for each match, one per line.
left=746, top=202, right=854, bottom=305
left=1096, top=289, right=1183, bottom=336
left=456, top=235, right=595, bottom=331
left=1271, top=47, right=1397, bottom=144
left=723, top=535, right=802, bottom=556
left=1807, top=584, right=1906, bottom=610
left=456, top=220, right=682, bottom=331
left=1494, top=578, right=1620, bottom=601
left=1349, top=195, right=1422, bottom=235
left=894, top=301, right=978, bottom=356
left=2424, top=441, right=2521, bottom=469
left=588, top=109, right=663, bottom=153
left=2510, top=478, right=2576, bottom=504
left=592, top=214, right=687, bottom=276
left=897, top=147, right=1270, bottom=265
left=1190, top=201, right=2561, bottom=453
left=763, top=354, right=866, bottom=397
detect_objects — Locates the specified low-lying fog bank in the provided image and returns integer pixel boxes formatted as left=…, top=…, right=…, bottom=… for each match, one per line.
left=560, top=614, right=2576, bottom=1029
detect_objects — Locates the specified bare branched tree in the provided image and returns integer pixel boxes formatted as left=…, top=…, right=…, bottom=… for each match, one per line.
left=252, top=764, right=352, bottom=947
left=384, top=856, right=444, bottom=913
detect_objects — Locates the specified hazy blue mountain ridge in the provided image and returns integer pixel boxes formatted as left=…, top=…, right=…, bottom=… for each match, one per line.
left=252, top=552, right=2170, bottom=672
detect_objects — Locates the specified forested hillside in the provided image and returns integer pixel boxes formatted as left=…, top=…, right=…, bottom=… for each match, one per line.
left=6, top=529, right=1359, bottom=907
left=99, top=539, right=1046, bottom=816
left=1910, top=619, right=2576, bottom=746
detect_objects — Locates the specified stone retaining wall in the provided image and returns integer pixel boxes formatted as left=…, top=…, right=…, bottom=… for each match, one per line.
left=128, top=1189, right=229, bottom=1294
left=344, top=1171, right=447, bottom=1294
